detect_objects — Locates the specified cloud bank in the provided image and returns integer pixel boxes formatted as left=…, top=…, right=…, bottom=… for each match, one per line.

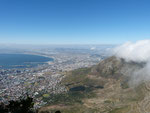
left=113, top=40, right=150, bottom=63
left=113, top=40, right=150, bottom=86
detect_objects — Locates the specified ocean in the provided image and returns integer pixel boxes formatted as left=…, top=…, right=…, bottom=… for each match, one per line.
left=0, top=54, right=53, bottom=69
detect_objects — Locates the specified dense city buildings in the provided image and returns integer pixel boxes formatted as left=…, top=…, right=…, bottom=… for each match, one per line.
left=0, top=47, right=109, bottom=108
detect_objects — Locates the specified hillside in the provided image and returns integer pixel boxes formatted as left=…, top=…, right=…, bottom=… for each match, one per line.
left=38, top=56, right=149, bottom=113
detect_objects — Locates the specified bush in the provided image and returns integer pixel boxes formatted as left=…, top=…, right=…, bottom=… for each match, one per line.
left=0, top=95, right=35, bottom=113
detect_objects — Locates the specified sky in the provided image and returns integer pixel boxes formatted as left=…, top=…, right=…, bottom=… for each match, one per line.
left=0, top=0, right=150, bottom=45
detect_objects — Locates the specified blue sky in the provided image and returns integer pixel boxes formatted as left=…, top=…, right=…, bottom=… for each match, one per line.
left=0, top=0, right=150, bottom=45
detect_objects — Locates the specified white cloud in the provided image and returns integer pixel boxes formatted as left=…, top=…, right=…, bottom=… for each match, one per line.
left=113, top=40, right=150, bottom=62
left=113, top=40, right=150, bottom=86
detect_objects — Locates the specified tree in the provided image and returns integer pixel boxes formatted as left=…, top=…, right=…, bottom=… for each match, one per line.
left=0, top=95, right=35, bottom=113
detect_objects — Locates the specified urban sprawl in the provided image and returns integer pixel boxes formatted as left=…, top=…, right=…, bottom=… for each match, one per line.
left=0, top=48, right=108, bottom=108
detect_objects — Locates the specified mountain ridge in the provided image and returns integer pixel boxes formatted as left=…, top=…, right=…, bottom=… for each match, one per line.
left=38, top=56, right=149, bottom=113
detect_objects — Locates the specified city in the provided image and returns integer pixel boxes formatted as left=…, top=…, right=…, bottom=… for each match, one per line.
left=0, top=46, right=109, bottom=108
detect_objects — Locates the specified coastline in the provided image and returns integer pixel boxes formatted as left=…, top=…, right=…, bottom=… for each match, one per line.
left=0, top=53, right=54, bottom=69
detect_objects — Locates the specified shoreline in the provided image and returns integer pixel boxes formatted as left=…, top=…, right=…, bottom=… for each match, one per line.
left=0, top=53, right=54, bottom=69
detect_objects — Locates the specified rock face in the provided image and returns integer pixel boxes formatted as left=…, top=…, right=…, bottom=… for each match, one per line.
left=91, top=56, right=124, bottom=79
left=91, top=56, right=145, bottom=79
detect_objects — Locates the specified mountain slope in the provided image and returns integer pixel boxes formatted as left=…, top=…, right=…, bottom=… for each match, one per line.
left=38, top=56, right=149, bottom=113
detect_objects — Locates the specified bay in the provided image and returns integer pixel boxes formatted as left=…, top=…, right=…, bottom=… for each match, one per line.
left=0, top=54, right=53, bottom=69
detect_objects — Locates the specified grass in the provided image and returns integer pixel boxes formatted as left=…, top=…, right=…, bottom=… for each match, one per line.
left=43, top=94, right=50, bottom=98
left=42, top=89, right=95, bottom=106
left=62, top=68, right=91, bottom=85
left=62, top=67, right=105, bottom=90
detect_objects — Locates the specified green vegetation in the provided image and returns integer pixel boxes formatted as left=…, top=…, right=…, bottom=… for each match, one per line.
left=104, top=100, right=113, bottom=104
left=43, top=94, right=50, bottom=98
left=0, top=95, right=35, bottom=113
left=62, top=68, right=91, bottom=85
left=42, top=90, right=95, bottom=105
left=62, top=67, right=104, bottom=89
